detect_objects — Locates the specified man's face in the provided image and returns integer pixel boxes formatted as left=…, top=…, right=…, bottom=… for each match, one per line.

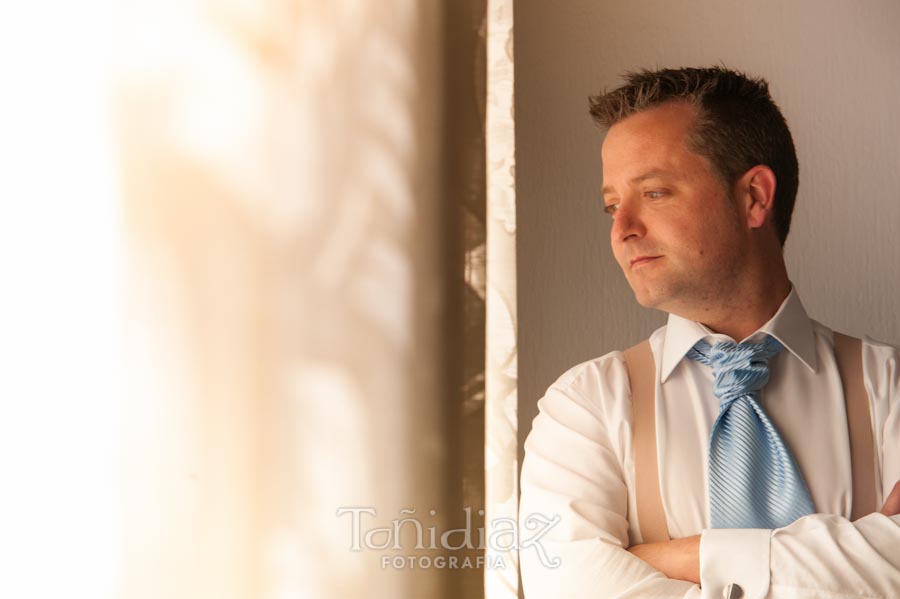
left=601, top=101, right=749, bottom=315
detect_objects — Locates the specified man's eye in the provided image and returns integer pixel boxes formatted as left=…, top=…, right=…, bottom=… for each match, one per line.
left=603, top=203, right=618, bottom=216
left=645, top=190, right=666, bottom=199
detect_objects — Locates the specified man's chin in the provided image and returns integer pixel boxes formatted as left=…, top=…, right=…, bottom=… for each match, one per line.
left=630, top=288, right=663, bottom=310
left=628, top=281, right=680, bottom=312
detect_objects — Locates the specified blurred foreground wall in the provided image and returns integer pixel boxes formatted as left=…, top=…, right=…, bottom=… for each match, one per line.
left=116, top=1, right=485, bottom=598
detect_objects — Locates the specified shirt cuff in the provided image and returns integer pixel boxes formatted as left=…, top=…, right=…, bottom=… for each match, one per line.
left=700, top=528, right=771, bottom=599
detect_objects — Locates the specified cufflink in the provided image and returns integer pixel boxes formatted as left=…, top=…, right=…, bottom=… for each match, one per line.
left=722, top=583, right=743, bottom=599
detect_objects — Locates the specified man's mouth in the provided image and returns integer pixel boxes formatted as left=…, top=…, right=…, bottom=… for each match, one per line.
left=630, top=255, right=662, bottom=268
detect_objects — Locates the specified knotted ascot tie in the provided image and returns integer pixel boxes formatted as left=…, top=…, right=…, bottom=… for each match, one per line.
left=687, top=336, right=815, bottom=529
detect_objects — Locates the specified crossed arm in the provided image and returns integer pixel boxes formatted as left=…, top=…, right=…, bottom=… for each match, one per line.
left=628, top=480, right=900, bottom=584
left=521, top=345, right=900, bottom=598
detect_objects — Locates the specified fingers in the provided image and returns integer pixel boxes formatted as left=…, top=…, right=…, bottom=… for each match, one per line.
left=880, top=480, right=900, bottom=517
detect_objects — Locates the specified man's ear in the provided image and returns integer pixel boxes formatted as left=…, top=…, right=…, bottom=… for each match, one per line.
left=738, top=165, right=777, bottom=230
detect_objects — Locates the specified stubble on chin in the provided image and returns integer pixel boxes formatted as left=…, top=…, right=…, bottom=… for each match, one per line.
left=627, top=276, right=670, bottom=310
left=627, top=271, right=709, bottom=315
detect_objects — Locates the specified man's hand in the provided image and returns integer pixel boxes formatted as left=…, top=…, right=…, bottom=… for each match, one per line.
left=881, top=480, right=900, bottom=517
left=627, top=535, right=701, bottom=584
left=626, top=483, right=900, bottom=587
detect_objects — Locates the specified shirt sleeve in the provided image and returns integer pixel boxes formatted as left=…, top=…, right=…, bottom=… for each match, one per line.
left=698, top=338, right=900, bottom=599
left=700, top=514, right=900, bottom=599
left=519, top=356, right=700, bottom=599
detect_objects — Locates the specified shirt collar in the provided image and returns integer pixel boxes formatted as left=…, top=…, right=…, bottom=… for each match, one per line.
left=659, top=285, right=818, bottom=383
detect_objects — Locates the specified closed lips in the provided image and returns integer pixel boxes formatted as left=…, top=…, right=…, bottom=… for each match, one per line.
left=630, top=256, right=661, bottom=266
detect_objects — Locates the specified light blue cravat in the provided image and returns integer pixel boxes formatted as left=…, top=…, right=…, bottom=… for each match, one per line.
left=687, top=336, right=815, bottom=529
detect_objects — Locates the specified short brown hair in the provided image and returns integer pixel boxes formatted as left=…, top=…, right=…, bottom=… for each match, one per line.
left=589, top=66, right=799, bottom=246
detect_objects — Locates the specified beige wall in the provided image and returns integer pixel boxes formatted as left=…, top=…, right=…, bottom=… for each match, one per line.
left=515, top=0, right=900, bottom=443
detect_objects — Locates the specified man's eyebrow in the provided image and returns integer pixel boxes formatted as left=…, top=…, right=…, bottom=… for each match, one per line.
left=600, top=169, right=674, bottom=197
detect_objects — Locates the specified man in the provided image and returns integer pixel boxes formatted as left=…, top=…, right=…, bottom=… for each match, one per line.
left=518, top=67, right=900, bottom=598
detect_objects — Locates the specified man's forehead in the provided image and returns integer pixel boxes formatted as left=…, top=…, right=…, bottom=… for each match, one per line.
left=600, top=104, right=703, bottom=187
left=602, top=103, right=697, bottom=150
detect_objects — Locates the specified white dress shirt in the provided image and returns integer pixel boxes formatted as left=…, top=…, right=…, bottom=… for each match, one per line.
left=519, top=288, right=900, bottom=599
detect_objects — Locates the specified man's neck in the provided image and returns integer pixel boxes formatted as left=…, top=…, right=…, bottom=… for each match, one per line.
left=664, top=254, right=793, bottom=342
left=693, top=275, right=792, bottom=341
left=701, top=290, right=790, bottom=341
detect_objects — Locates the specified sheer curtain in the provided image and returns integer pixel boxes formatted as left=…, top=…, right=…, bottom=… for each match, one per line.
left=484, top=0, right=518, bottom=598
left=116, top=1, right=456, bottom=598
left=0, top=0, right=516, bottom=597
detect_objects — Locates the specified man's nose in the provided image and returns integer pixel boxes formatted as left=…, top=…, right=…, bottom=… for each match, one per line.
left=611, top=200, right=646, bottom=243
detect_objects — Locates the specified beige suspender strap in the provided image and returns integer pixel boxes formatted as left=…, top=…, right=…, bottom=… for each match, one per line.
left=624, top=340, right=670, bottom=543
left=833, top=332, right=877, bottom=520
